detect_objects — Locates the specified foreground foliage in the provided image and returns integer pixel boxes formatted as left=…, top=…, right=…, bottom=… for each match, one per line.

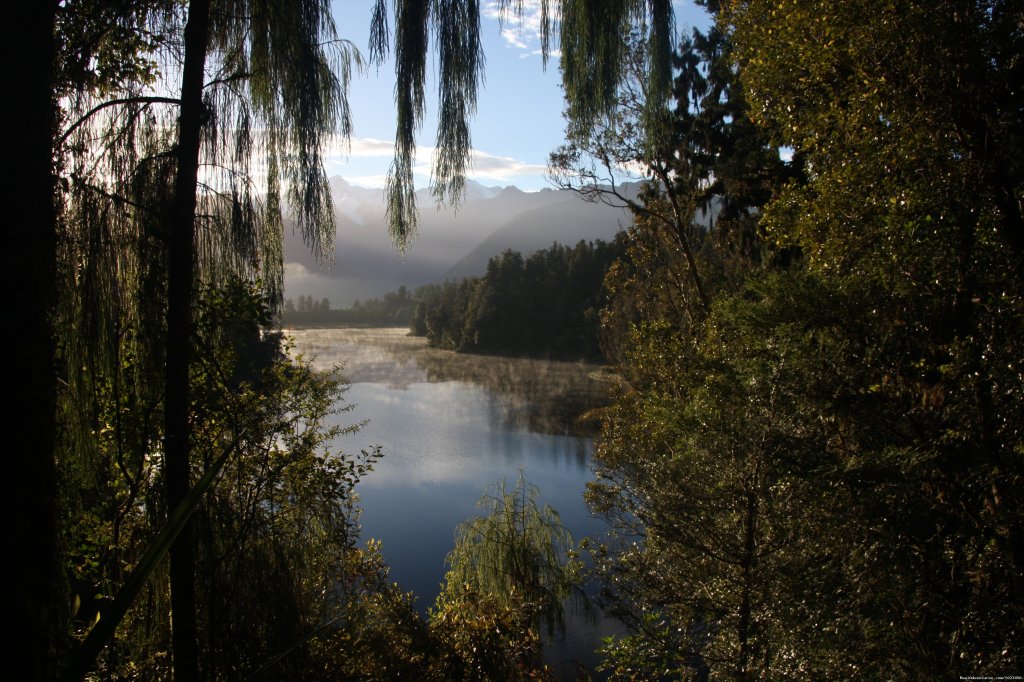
left=61, top=284, right=382, bottom=679
left=584, top=2, right=1024, bottom=678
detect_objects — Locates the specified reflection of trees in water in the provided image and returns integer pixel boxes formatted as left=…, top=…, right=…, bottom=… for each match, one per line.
left=289, top=328, right=612, bottom=437
left=416, top=352, right=609, bottom=437
left=286, top=327, right=428, bottom=386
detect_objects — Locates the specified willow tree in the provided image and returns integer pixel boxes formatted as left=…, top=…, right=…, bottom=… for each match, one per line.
left=371, top=0, right=678, bottom=247
left=432, top=475, right=586, bottom=678
left=59, top=0, right=356, bottom=678
left=52, top=1, right=682, bottom=677
left=162, top=3, right=357, bottom=676
left=441, top=476, right=583, bottom=637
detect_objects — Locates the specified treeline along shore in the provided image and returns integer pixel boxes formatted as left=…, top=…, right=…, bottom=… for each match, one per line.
left=282, top=238, right=626, bottom=362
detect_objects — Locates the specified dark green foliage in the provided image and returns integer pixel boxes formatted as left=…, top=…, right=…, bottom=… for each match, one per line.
left=62, top=282, right=382, bottom=679
left=592, top=273, right=879, bottom=677
left=283, top=286, right=418, bottom=327
left=551, top=22, right=789, bottom=320
left=411, top=238, right=626, bottom=360
left=411, top=277, right=480, bottom=351
left=588, top=3, right=1024, bottom=679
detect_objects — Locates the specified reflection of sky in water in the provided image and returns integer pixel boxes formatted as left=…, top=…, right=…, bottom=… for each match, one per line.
left=339, top=381, right=592, bottom=488
left=289, top=327, right=614, bottom=436
left=289, top=328, right=618, bottom=673
left=288, top=327, right=622, bottom=671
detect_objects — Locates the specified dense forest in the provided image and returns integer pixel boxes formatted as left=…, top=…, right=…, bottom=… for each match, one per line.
left=11, top=0, right=1023, bottom=680
left=282, top=237, right=623, bottom=361
left=281, top=286, right=418, bottom=327
left=410, top=239, right=625, bottom=360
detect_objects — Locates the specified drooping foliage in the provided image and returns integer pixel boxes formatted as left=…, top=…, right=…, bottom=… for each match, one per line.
left=372, top=0, right=680, bottom=247
left=427, top=474, right=586, bottom=680
left=442, top=475, right=584, bottom=638
left=59, top=0, right=358, bottom=376
left=34, top=1, right=690, bottom=680
left=54, top=3, right=362, bottom=677
left=61, top=282, right=382, bottom=680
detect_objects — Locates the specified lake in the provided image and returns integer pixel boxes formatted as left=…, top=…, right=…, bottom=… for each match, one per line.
left=288, top=327, right=623, bottom=676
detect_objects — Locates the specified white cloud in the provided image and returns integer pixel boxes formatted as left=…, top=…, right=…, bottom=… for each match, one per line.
left=284, top=261, right=313, bottom=280
left=467, top=149, right=549, bottom=181
left=348, top=137, right=398, bottom=157
left=325, top=137, right=550, bottom=188
left=520, top=48, right=559, bottom=60
left=500, top=27, right=529, bottom=50
left=326, top=136, right=395, bottom=158
left=483, top=0, right=556, bottom=56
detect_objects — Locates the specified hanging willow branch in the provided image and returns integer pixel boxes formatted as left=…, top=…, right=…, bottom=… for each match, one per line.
left=442, top=474, right=586, bottom=637
left=373, top=0, right=676, bottom=249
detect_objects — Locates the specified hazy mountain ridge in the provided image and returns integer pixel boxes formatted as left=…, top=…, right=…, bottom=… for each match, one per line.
left=444, top=191, right=634, bottom=281
left=284, top=176, right=634, bottom=307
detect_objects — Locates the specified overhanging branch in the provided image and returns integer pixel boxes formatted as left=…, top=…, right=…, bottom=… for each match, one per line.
left=59, top=96, right=181, bottom=148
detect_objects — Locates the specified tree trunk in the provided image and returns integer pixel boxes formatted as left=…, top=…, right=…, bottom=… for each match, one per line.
left=5, top=2, right=59, bottom=680
left=165, top=1, right=212, bottom=680
left=736, top=487, right=758, bottom=680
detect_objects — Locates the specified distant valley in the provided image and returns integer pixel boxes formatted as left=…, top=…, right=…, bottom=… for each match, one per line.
left=283, top=176, right=635, bottom=307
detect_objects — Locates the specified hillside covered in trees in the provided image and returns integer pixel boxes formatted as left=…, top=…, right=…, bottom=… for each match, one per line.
left=410, top=239, right=625, bottom=361
left=282, top=238, right=625, bottom=361
left=281, top=286, right=418, bottom=327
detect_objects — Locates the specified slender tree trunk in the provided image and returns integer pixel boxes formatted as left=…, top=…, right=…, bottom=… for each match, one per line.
left=652, top=163, right=710, bottom=311
left=5, top=2, right=60, bottom=680
left=166, top=1, right=212, bottom=679
left=736, top=487, right=758, bottom=680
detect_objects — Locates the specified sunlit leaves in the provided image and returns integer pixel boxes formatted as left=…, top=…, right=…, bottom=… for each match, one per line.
left=441, top=474, right=585, bottom=639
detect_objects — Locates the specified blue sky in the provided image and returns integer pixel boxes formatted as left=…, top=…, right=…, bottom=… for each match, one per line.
left=326, top=1, right=712, bottom=191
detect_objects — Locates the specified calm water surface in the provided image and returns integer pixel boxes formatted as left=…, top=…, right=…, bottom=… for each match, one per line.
left=288, top=327, right=623, bottom=674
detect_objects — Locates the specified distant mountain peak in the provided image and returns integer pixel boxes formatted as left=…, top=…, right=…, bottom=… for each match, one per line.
left=496, top=185, right=524, bottom=198
left=287, top=175, right=632, bottom=306
left=464, top=179, right=505, bottom=201
left=328, top=175, right=351, bottom=193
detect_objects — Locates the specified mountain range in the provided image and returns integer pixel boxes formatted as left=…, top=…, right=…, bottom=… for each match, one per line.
left=283, top=176, right=635, bottom=307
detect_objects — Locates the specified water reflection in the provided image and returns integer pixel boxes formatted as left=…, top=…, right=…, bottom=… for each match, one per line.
left=289, top=327, right=613, bottom=436
left=288, top=328, right=619, bottom=677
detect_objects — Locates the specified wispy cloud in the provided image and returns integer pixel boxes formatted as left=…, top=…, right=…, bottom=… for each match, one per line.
left=348, top=137, right=397, bottom=157
left=485, top=1, right=710, bottom=55
left=325, top=137, right=549, bottom=188
left=482, top=0, right=556, bottom=57
left=325, top=136, right=395, bottom=158
left=520, top=48, right=559, bottom=60
left=466, top=149, right=549, bottom=182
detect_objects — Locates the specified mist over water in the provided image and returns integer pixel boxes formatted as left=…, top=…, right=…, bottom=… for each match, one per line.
left=288, top=327, right=622, bottom=675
